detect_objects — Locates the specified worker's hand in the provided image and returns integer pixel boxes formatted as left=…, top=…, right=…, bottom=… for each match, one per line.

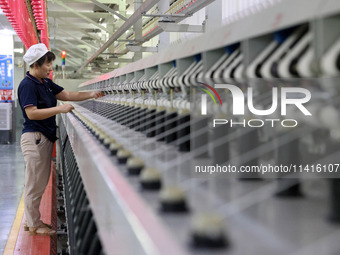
left=59, top=103, right=74, bottom=113
left=91, top=91, right=104, bottom=99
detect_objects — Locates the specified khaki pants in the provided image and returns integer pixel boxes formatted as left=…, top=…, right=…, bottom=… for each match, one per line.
left=21, top=132, right=54, bottom=228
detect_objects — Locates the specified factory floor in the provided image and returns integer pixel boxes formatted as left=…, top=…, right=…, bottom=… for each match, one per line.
left=0, top=129, right=25, bottom=254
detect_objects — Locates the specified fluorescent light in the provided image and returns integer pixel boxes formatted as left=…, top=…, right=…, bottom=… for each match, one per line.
left=0, top=29, right=15, bottom=35
left=14, top=48, right=24, bottom=53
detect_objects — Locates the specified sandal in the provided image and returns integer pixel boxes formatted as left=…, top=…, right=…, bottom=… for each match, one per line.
left=24, top=222, right=52, bottom=231
left=29, top=225, right=56, bottom=236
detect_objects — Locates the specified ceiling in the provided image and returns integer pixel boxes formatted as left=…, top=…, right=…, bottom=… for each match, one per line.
left=1, top=0, right=209, bottom=77
left=47, top=0, right=136, bottom=74
left=1, top=0, right=139, bottom=76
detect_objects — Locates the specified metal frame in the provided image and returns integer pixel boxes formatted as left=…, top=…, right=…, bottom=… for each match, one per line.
left=77, top=0, right=161, bottom=73
left=76, top=0, right=215, bottom=73
left=79, top=0, right=340, bottom=87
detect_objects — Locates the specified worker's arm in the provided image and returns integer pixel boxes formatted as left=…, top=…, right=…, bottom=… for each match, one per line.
left=56, top=90, right=103, bottom=101
left=25, top=104, right=74, bottom=120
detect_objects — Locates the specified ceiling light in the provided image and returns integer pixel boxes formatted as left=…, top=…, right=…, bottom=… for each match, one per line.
left=14, top=48, right=24, bottom=53
left=0, top=29, right=15, bottom=35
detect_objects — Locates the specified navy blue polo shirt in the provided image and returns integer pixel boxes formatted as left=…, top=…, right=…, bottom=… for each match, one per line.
left=18, top=72, right=64, bottom=142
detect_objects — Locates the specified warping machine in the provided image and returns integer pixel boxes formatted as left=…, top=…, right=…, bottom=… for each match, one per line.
left=56, top=0, right=340, bottom=254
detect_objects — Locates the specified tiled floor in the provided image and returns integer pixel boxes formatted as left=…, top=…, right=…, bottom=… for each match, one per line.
left=0, top=130, right=25, bottom=254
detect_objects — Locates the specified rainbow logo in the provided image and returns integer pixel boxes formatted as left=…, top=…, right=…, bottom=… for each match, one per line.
left=197, top=82, right=222, bottom=115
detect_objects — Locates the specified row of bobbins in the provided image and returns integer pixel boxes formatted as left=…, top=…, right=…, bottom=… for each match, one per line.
left=72, top=104, right=229, bottom=250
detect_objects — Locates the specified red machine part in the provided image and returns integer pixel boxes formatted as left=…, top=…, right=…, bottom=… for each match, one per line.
left=31, top=0, right=49, bottom=48
left=0, top=0, right=46, bottom=49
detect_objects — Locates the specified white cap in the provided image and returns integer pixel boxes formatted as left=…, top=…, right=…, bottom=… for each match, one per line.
left=23, top=43, right=49, bottom=66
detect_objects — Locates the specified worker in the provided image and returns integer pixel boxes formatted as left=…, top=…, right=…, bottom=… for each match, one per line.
left=18, top=43, right=102, bottom=236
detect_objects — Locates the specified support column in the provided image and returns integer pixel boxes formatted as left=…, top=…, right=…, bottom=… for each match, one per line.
left=158, top=0, right=170, bottom=51
left=133, top=0, right=143, bottom=61
left=205, top=0, right=222, bottom=32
